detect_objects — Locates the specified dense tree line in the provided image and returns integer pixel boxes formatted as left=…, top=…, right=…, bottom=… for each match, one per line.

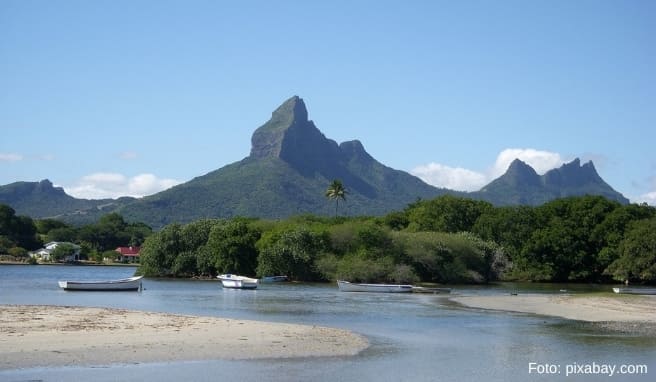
left=3, top=194, right=655, bottom=284
left=0, top=205, right=152, bottom=262
left=136, top=215, right=506, bottom=283
left=0, top=204, right=41, bottom=256
left=137, top=195, right=656, bottom=284
left=470, top=196, right=655, bottom=283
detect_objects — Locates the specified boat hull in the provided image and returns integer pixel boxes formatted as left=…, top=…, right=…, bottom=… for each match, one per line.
left=217, top=274, right=258, bottom=289
left=337, top=280, right=413, bottom=293
left=58, top=276, right=143, bottom=291
left=411, top=286, right=452, bottom=294
left=612, top=287, right=656, bottom=295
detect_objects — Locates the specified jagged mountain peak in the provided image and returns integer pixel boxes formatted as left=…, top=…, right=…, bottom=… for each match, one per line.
left=492, top=158, right=541, bottom=188
left=3, top=179, right=67, bottom=197
left=249, top=98, right=384, bottom=181
left=544, top=158, right=603, bottom=187
left=507, top=158, right=538, bottom=174
left=249, top=96, right=347, bottom=178
left=38, top=179, right=54, bottom=187
left=250, top=95, right=323, bottom=160
left=474, top=157, right=628, bottom=205
left=271, top=95, right=308, bottom=124
left=340, top=140, right=375, bottom=163
left=581, top=160, right=596, bottom=170
left=566, top=157, right=581, bottom=167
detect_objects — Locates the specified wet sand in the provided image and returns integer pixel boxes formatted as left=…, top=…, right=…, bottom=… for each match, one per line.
left=452, top=294, right=656, bottom=332
left=0, top=305, right=369, bottom=370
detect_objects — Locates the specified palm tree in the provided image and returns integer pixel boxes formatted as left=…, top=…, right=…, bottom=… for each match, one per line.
left=325, top=180, right=347, bottom=217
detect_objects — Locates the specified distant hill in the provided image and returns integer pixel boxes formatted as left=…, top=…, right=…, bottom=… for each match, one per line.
left=471, top=158, right=629, bottom=205
left=0, top=179, right=135, bottom=225
left=0, top=96, right=630, bottom=228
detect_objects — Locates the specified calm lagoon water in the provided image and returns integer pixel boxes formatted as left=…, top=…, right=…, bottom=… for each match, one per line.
left=1, top=265, right=654, bottom=382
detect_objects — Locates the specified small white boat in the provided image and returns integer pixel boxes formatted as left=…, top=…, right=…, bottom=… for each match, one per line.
left=612, top=287, right=656, bottom=295
left=261, top=275, right=288, bottom=282
left=58, top=276, right=143, bottom=291
left=217, top=274, right=258, bottom=289
left=337, top=280, right=413, bottom=293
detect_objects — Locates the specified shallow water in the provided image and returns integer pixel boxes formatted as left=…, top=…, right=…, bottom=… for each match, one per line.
left=1, top=265, right=654, bottom=381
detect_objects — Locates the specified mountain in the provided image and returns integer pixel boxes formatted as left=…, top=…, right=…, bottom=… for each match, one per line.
left=0, top=96, right=630, bottom=227
left=118, top=96, right=449, bottom=227
left=0, top=179, right=135, bottom=224
left=472, top=158, right=630, bottom=205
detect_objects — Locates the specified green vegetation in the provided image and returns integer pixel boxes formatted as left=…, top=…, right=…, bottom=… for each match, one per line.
left=325, top=180, right=347, bottom=216
left=3, top=193, right=655, bottom=285
left=0, top=205, right=152, bottom=262
left=257, top=225, right=327, bottom=281
left=1, top=204, right=41, bottom=256
left=604, top=217, right=656, bottom=282
left=136, top=195, right=656, bottom=284
left=469, top=196, right=655, bottom=283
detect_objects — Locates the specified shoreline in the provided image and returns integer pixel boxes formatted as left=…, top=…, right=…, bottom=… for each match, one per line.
left=0, top=261, right=138, bottom=267
left=0, top=305, right=369, bottom=370
left=451, top=294, right=656, bottom=334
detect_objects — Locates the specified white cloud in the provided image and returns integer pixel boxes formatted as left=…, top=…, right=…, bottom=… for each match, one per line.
left=636, top=176, right=656, bottom=206
left=413, top=148, right=567, bottom=191
left=492, top=148, right=566, bottom=177
left=411, top=163, right=487, bottom=192
left=64, top=172, right=182, bottom=199
left=637, top=191, right=656, bottom=206
left=0, top=153, right=23, bottom=162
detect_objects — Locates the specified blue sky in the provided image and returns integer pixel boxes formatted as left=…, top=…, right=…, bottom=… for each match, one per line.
left=1, top=0, right=655, bottom=205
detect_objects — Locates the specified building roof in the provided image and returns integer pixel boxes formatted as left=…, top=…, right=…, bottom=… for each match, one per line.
left=115, top=246, right=141, bottom=256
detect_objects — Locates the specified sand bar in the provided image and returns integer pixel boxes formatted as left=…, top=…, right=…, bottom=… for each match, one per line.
left=0, top=305, right=368, bottom=370
left=452, top=294, right=656, bottom=323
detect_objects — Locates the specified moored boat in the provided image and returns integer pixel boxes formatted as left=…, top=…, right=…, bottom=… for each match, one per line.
left=58, top=276, right=143, bottom=291
left=612, top=287, right=656, bottom=295
left=337, top=280, right=413, bottom=293
left=217, top=274, right=259, bottom=289
left=411, top=286, right=452, bottom=294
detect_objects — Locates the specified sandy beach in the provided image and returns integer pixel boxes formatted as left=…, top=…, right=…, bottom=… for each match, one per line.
left=0, top=305, right=368, bottom=370
left=452, top=294, right=656, bottom=332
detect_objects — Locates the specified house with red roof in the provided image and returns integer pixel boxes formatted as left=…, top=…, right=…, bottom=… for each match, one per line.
left=115, top=246, right=141, bottom=263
